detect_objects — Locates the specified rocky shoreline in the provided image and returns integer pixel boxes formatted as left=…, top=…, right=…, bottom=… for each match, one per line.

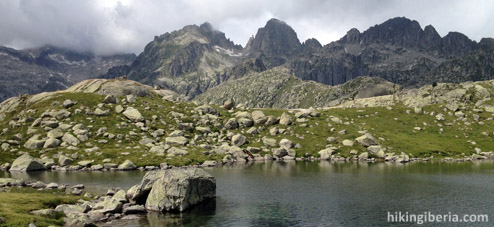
left=2, top=151, right=494, bottom=173
left=0, top=167, right=216, bottom=227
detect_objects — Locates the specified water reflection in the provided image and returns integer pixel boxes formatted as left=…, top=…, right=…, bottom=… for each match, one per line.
left=0, top=170, right=146, bottom=194
left=2, top=161, right=494, bottom=226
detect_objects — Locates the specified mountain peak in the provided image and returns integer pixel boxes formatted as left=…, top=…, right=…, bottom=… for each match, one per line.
left=360, top=16, right=423, bottom=47
left=339, top=28, right=361, bottom=43
left=440, top=31, right=477, bottom=56
left=420, top=25, right=441, bottom=49
left=249, top=18, right=301, bottom=67
left=199, top=22, right=215, bottom=32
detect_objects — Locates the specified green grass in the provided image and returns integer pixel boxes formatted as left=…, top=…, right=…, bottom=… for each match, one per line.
left=0, top=188, right=82, bottom=227
left=1, top=90, right=494, bottom=167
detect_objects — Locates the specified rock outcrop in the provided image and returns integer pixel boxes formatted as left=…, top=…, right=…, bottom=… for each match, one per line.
left=144, top=168, right=216, bottom=212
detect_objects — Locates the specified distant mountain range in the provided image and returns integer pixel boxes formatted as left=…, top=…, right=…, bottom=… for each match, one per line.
left=0, top=45, right=135, bottom=101
left=1, top=17, right=493, bottom=106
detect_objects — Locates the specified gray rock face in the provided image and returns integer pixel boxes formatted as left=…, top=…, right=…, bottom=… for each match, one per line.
left=123, top=107, right=144, bottom=122
left=127, top=170, right=168, bottom=204
left=145, top=168, right=216, bottom=212
left=9, top=154, right=46, bottom=172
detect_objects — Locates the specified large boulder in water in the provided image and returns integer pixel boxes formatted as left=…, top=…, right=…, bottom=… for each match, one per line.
left=144, top=168, right=216, bottom=212
left=127, top=170, right=168, bottom=204
left=9, top=154, right=46, bottom=172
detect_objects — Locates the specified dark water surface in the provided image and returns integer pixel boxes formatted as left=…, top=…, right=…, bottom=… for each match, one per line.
left=2, top=161, right=494, bottom=226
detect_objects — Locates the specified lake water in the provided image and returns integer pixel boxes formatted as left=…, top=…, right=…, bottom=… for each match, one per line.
left=2, top=161, right=494, bottom=226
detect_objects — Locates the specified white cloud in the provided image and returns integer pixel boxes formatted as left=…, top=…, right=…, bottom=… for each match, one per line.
left=0, top=0, right=492, bottom=55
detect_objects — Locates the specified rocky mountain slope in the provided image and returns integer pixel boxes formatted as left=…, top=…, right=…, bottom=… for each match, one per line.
left=194, top=67, right=397, bottom=108
left=290, top=17, right=494, bottom=87
left=101, top=17, right=494, bottom=102
left=1, top=78, right=494, bottom=172
left=0, top=45, right=135, bottom=101
left=120, top=23, right=245, bottom=98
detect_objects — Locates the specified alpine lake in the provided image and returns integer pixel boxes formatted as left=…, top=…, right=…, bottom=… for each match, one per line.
left=2, top=160, right=494, bottom=226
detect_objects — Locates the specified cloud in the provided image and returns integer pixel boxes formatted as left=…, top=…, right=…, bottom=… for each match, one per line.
left=0, top=0, right=493, bottom=55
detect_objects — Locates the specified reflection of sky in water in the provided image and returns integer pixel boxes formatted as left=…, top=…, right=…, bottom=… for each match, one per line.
left=3, top=161, right=494, bottom=226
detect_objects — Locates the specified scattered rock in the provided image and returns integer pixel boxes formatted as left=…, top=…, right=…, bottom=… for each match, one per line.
left=123, top=205, right=147, bottom=215
left=359, top=152, right=369, bottom=160
left=63, top=99, right=77, bottom=108
left=62, top=133, right=80, bottom=146
left=118, top=160, right=137, bottom=170
left=123, top=107, right=144, bottom=122
left=223, top=100, right=234, bottom=110
left=262, top=137, right=277, bottom=147
left=23, top=135, right=46, bottom=149
left=103, top=95, right=117, bottom=104
left=279, top=139, right=293, bottom=149
left=165, top=136, right=188, bottom=146
left=231, top=134, right=247, bottom=147
left=342, top=139, right=354, bottom=147
left=318, top=148, right=336, bottom=160
left=9, top=154, right=46, bottom=172
left=279, top=112, right=293, bottom=125
left=355, top=133, right=378, bottom=147
left=59, top=155, right=74, bottom=166
left=251, top=111, right=267, bottom=124
left=43, top=137, right=61, bottom=148
left=167, top=147, right=188, bottom=157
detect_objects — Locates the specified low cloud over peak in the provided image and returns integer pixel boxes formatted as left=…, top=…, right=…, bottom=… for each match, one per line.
left=0, top=0, right=493, bottom=55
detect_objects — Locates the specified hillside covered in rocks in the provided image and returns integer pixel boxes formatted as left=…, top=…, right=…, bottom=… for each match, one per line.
left=1, top=78, right=494, bottom=173
left=194, top=67, right=397, bottom=108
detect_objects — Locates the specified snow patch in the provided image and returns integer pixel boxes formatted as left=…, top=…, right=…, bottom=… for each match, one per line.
left=49, top=54, right=88, bottom=66
left=214, top=46, right=243, bottom=57
left=56, top=81, right=69, bottom=88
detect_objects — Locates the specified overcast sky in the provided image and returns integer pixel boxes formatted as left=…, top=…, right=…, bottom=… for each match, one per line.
left=0, top=0, right=493, bottom=55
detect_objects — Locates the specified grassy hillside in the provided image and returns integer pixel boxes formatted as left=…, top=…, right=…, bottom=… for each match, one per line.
left=0, top=78, right=493, bottom=169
